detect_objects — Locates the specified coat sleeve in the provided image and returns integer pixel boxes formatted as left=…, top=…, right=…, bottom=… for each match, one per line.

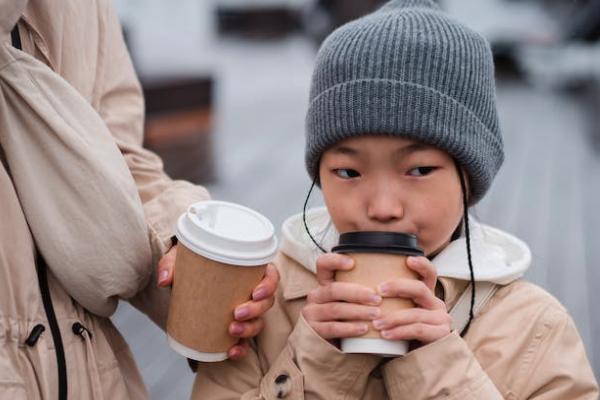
left=94, top=0, right=209, bottom=327
left=516, top=306, right=598, bottom=399
left=192, top=303, right=381, bottom=399
left=382, top=306, right=599, bottom=400
left=382, top=332, right=504, bottom=399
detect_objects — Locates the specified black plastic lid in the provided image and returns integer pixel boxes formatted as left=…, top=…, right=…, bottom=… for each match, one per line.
left=332, top=231, right=424, bottom=256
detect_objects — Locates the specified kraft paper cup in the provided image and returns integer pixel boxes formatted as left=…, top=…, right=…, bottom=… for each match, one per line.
left=332, top=231, right=423, bottom=357
left=166, top=200, right=278, bottom=362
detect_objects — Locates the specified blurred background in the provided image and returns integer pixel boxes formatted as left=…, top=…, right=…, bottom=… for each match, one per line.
left=110, top=0, right=600, bottom=397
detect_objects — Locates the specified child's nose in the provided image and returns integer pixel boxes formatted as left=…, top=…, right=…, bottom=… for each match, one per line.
left=366, top=189, right=404, bottom=223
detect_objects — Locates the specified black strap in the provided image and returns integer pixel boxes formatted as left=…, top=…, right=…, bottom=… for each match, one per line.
left=11, top=24, right=22, bottom=50
left=36, top=255, right=68, bottom=400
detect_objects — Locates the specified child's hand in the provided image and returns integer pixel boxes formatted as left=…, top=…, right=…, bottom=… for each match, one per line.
left=372, top=256, right=452, bottom=345
left=157, top=246, right=280, bottom=360
left=302, top=253, right=383, bottom=341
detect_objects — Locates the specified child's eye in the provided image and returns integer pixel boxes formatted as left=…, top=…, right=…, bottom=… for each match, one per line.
left=334, top=168, right=360, bottom=179
left=408, top=166, right=437, bottom=177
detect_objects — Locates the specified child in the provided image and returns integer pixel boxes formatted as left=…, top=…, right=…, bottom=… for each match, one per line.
left=191, top=0, right=599, bottom=398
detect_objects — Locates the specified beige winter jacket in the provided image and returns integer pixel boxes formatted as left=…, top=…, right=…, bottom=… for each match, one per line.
left=0, top=0, right=208, bottom=399
left=192, top=209, right=599, bottom=399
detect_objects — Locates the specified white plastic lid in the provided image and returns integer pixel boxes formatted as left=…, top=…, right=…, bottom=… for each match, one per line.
left=341, top=338, right=408, bottom=357
left=176, top=200, right=278, bottom=266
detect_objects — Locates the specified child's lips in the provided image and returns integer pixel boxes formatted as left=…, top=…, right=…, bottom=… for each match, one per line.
left=352, top=226, right=418, bottom=236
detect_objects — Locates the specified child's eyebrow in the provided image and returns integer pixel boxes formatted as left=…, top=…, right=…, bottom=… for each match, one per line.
left=394, top=143, right=433, bottom=156
left=330, top=146, right=359, bottom=155
left=330, top=142, right=432, bottom=156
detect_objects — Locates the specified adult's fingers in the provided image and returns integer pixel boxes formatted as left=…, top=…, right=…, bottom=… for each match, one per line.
left=229, top=318, right=265, bottom=339
left=315, top=253, right=354, bottom=285
left=227, top=340, right=250, bottom=360
left=157, top=245, right=178, bottom=287
left=234, top=295, right=275, bottom=322
left=307, top=282, right=382, bottom=306
left=252, top=263, right=279, bottom=301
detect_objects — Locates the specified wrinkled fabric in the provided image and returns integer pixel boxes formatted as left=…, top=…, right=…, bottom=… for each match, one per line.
left=192, top=209, right=598, bottom=399
left=0, top=0, right=27, bottom=39
left=0, top=43, right=152, bottom=317
left=0, top=0, right=209, bottom=398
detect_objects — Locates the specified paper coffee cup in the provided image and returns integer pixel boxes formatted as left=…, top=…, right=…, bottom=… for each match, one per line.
left=166, top=200, right=278, bottom=362
left=332, top=231, right=423, bottom=357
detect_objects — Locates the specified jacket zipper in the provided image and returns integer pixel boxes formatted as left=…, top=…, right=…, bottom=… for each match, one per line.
left=36, top=255, right=68, bottom=400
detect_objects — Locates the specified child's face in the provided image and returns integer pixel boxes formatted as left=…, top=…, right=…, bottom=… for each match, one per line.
left=319, top=136, right=464, bottom=257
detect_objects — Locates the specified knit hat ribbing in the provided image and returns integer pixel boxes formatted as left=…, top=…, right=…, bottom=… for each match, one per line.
left=305, top=0, right=504, bottom=203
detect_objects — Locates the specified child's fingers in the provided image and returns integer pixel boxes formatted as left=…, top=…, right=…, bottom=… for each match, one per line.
left=379, top=322, right=451, bottom=344
left=406, top=256, right=437, bottom=291
left=157, top=245, right=178, bottom=287
left=229, top=318, right=265, bottom=339
left=315, top=253, right=354, bottom=285
left=310, top=321, right=369, bottom=340
left=252, top=263, right=279, bottom=301
left=307, top=282, right=382, bottom=306
left=234, top=295, right=275, bottom=322
left=378, top=279, right=445, bottom=311
left=227, top=340, right=249, bottom=360
left=372, top=308, right=452, bottom=331
left=302, top=302, right=381, bottom=323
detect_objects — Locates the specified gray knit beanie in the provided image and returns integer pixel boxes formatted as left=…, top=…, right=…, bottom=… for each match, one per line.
left=305, top=0, right=504, bottom=203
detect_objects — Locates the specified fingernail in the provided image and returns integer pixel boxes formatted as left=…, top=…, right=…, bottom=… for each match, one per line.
left=369, top=308, right=381, bottom=319
left=343, top=257, right=354, bottom=267
left=378, top=284, right=389, bottom=295
left=369, top=295, right=382, bottom=305
left=359, top=324, right=369, bottom=333
left=381, top=330, right=392, bottom=339
left=234, top=306, right=250, bottom=320
left=158, top=269, right=169, bottom=285
left=252, top=287, right=266, bottom=300
left=230, top=323, right=244, bottom=335
left=407, top=256, right=421, bottom=265
left=373, top=319, right=385, bottom=329
left=229, top=348, right=240, bottom=358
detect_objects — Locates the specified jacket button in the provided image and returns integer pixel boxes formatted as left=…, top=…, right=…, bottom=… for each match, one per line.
left=273, top=374, right=291, bottom=398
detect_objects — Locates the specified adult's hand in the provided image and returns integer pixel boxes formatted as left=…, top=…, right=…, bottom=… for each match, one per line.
left=157, top=245, right=280, bottom=359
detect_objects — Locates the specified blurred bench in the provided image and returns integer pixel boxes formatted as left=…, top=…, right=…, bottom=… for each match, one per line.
left=142, top=76, right=216, bottom=184
left=216, top=6, right=301, bottom=38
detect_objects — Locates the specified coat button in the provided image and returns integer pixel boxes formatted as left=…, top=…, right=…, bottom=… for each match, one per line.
left=273, top=374, right=291, bottom=398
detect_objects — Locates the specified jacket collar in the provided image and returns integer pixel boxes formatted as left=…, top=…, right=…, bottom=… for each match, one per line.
left=279, top=253, right=318, bottom=301
left=280, top=207, right=531, bottom=286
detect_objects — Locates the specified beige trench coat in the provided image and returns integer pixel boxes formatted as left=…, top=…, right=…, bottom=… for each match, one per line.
left=192, top=251, right=599, bottom=399
left=0, top=0, right=208, bottom=398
